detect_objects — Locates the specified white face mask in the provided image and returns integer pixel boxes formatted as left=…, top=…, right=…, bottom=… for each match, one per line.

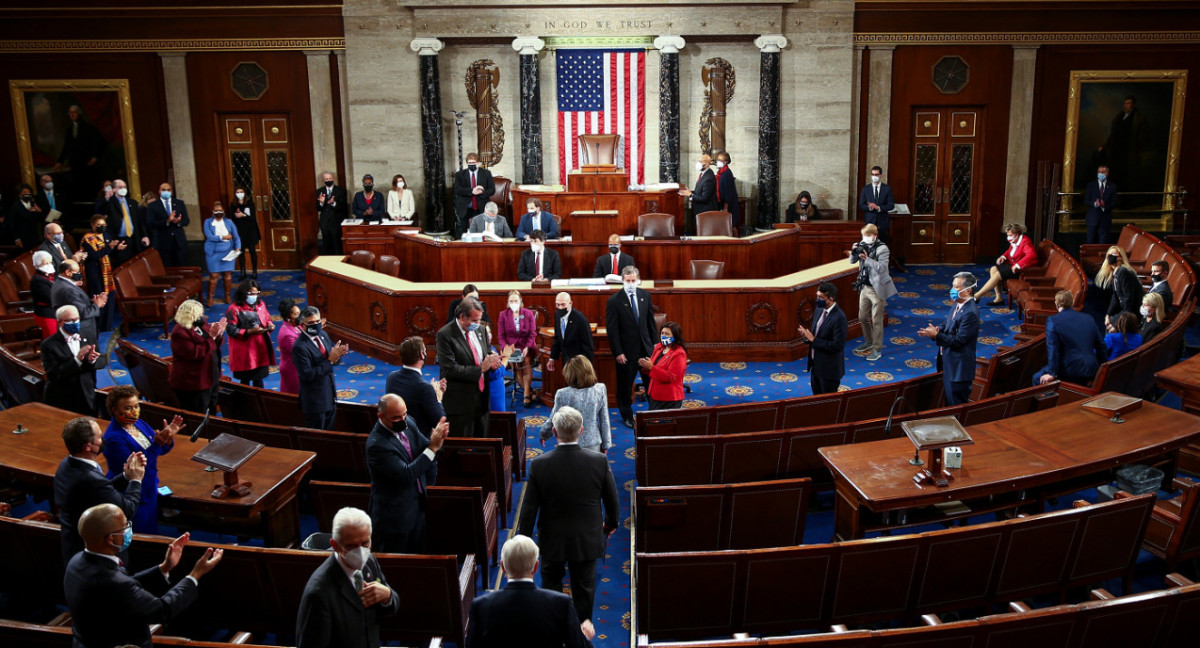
left=116, top=187, right=128, bottom=197
left=396, top=181, right=405, bottom=188
left=509, top=301, right=520, bottom=312
left=43, top=181, right=54, bottom=190
left=340, top=545, right=370, bottom=571
left=624, top=281, right=638, bottom=293
left=871, top=175, right=882, bottom=184
left=695, top=162, right=705, bottom=171
left=863, top=236, right=876, bottom=244
left=1007, top=235, right=1017, bottom=243
left=235, top=192, right=245, bottom=200
left=715, top=160, right=726, bottom=169
left=1140, top=305, right=1151, bottom=318
left=38, top=263, right=54, bottom=274
left=530, top=242, right=543, bottom=252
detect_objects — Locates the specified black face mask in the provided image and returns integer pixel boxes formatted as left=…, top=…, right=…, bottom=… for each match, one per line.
left=468, top=163, right=478, bottom=171
left=800, top=201, right=809, bottom=208
left=815, top=298, right=827, bottom=309
left=363, top=184, right=374, bottom=192
left=95, top=439, right=105, bottom=455
left=306, top=323, right=322, bottom=336
left=324, top=180, right=334, bottom=188
left=1107, top=254, right=1120, bottom=266
left=194, top=317, right=206, bottom=329
left=95, top=224, right=107, bottom=233
left=609, top=245, right=620, bottom=255
left=1151, top=273, right=1163, bottom=281
left=72, top=272, right=83, bottom=282
left=555, top=308, right=568, bottom=320
left=387, top=418, right=408, bottom=434
left=21, top=195, right=32, bottom=203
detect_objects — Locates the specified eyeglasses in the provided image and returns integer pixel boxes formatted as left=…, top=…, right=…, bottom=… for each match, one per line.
left=107, top=520, right=133, bottom=536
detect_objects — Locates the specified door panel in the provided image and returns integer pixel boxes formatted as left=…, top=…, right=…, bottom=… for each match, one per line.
left=906, top=108, right=982, bottom=263
left=218, top=113, right=300, bottom=269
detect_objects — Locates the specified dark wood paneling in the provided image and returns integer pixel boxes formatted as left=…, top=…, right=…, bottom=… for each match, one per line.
left=854, top=2, right=1200, bottom=34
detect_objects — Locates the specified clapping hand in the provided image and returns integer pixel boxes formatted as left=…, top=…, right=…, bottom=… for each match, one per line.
left=428, top=417, right=449, bottom=451
left=210, top=317, right=228, bottom=339
left=329, top=341, right=351, bottom=363
left=155, top=414, right=184, bottom=446
left=123, top=452, right=146, bottom=482
left=188, top=547, right=224, bottom=580
left=76, top=344, right=95, bottom=361
left=637, top=356, right=652, bottom=370
left=918, top=323, right=940, bottom=339
left=161, top=532, right=190, bottom=574
left=796, top=324, right=814, bottom=342
left=92, top=292, right=108, bottom=307
left=359, top=581, right=391, bottom=607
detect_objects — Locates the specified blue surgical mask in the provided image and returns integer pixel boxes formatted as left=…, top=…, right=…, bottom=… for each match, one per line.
left=1097, top=173, right=1107, bottom=181
left=815, top=298, right=827, bottom=309
left=52, top=233, right=64, bottom=244
left=62, top=321, right=81, bottom=335
left=467, top=321, right=481, bottom=332
left=112, top=526, right=132, bottom=552
left=246, top=294, right=259, bottom=305
left=160, top=190, right=172, bottom=200
left=660, top=336, right=673, bottom=346
left=949, top=288, right=960, bottom=300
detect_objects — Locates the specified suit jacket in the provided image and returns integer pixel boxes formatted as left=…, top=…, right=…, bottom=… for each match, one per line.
left=435, top=320, right=491, bottom=416
left=42, top=330, right=107, bottom=415
left=316, top=185, right=350, bottom=228
left=808, top=305, right=848, bottom=381
left=1045, top=308, right=1106, bottom=382
left=715, top=168, right=740, bottom=227
left=50, top=276, right=101, bottom=341
left=518, top=444, right=619, bottom=562
left=31, top=270, right=56, bottom=318
left=606, top=288, right=656, bottom=361
left=366, top=418, right=437, bottom=539
left=36, top=189, right=66, bottom=215
left=592, top=251, right=635, bottom=278
left=853, top=242, right=898, bottom=300
left=550, top=308, right=594, bottom=363
left=933, top=299, right=981, bottom=383
left=466, top=580, right=591, bottom=648
left=64, top=550, right=198, bottom=648
left=297, top=552, right=400, bottom=648
left=145, top=197, right=190, bottom=252
left=518, top=247, right=563, bottom=281
left=107, top=195, right=150, bottom=249
left=384, top=367, right=445, bottom=436
left=857, top=183, right=895, bottom=230
left=1106, top=266, right=1145, bottom=318
left=689, top=168, right=718, bottom=214
left=1084, top=179, right=1118, bottom=226
left=352, top=191, right=386, bottom=223
left=39, top=238, right=77, bottom=268
left=1150, top=280, right=1174, bottom=309
left=453, top=167, right=496, bottom=218
left=515, top=211, right=560, bottom=240
left=467, top=214, right=514, bottom=238
left=54, top=456, right=140, bottom=566
left=293, top=331, right=338, bottom=414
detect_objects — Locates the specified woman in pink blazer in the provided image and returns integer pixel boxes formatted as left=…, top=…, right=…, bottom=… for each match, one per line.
left=497, top=289, right=538, bottom=406
left=276, top=298, right=302, bottom=394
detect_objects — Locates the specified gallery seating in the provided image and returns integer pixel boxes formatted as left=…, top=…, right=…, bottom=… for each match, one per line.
left=375, top=254, right=402, bottom=277
left=139, top=248, right=203, bottom=295
left=1138, top=477, right=1200, bottom=570
left=1080, top=225, right=1139, bottom=275
left=346, top=249, right=376, bottom=270
left=970, top=333, right=1047, bottom=400
left=0, top=619, right=282, bottom=648
left=112, top=250, right=195, bottom=333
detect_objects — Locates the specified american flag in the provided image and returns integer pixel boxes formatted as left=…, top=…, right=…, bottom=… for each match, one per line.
left=556, top=48, right=646, bottom=185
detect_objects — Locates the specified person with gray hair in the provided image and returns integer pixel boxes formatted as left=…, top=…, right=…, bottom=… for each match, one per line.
left=366, top=393, right=447, bottom=553
left=293, top=305, right=350, bottom=430
left=42, top=303, right=107, bottom=415
left=466, top=535, right=594, bottom=647
left=437, top=296, right=502, bottom=437
left=518, top=405, right=620, bottom=625
left=918, top=271, right=980, bottom=405
left=31, top=248, right=60, bottom=337
left=606, top=265, right=657, bottom=428
left=168, top=299, right=227, bottom=414
left=297, top=506, right=399, bottom=648
left=316, top=170, right=348, bottom=255
left=467, top=200, right=514, bottom=239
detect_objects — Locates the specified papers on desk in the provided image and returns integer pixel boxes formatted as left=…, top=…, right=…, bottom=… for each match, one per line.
left=462, top=232, right=504, bottom=243
left=892, top=203, right=911, bottom=215
left=518, top=184, right=565, bottom=192
left=380, top=219, right=413, bottom=226
left=619, top=235, right=635, bottom=241
left=341, top=219, right=364, bottom=225
left=551, top=278, right=606, bottom=288
left=221, top=250, right=240, bottom=262
left=643, top=182, right=681, bottom=191
left=603, top=274, right=622, bottom=284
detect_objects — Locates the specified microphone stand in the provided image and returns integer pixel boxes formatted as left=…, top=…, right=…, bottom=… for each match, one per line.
left=883, top=396, right=923, bottom=466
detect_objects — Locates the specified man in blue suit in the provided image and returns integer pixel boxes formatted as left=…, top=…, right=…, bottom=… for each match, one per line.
left=145, top=182, right=190, bottom=267
left=384, top=336, right=445, bottom=436
left=515, top=198, right=560, bottom=241
left=1035, top=289, right=1107, bottom=386
left=1084, top=164, right=1117, bottom=245
left=366, top=394, right=446, bottom=554
left=797, top=282, right=848, bottom=395
left=293, top=306, right=350, bottom=430
left=919, top=271, right=980, bottom=405
left=858, top=166, right=895, bottom=243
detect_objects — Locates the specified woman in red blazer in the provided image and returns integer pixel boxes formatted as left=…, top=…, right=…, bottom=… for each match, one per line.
left=977, top=223, right=1038, bottom=305
left=168, top=299, right=226, bottom=413
left=638, top=320, right=688, bottom=410
left=496, top=290, right=538, bottom=406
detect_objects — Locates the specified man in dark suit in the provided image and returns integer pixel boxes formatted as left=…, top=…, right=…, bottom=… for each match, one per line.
left=466, top=535, right=594, bottom=648
left=317, top=171, right=350, bottom=255
left=35, top=173, right=65, bottom=221
left=606, top=266, right=657, bottom=428
left=714, top=151, right=741, bottom=235
left=1034, top=289, right=1107, bottom=386
left=518, top=229, right=562, bottom=281
left=517, top=407, right=619, bottom=624
left=857, top=166, right=895, bottom=242
left=1084, top=164, right=1117, bottom=245
left=547, top=292, right=594, bottom=373
left=1148, top=260, right=1173, bottom=308
left=293, top=306, right=350, bottom=430
left=53, top=104, right=107, bottom=202
left=64, top=503, right=222, bottom=648
left=54, top=417, right=145, bottom=565
left=919, top=271, right=981, bottom=406
left=107, top=178, right=150, bottom=266
left=592, top=234, right=636, bottom=278
left=145, top=181, right=190, bottom=267
left=39, top=221, right=85, bottom=269
left=436, top=297, right=501, bottom=437
left=50, top=259, right=108, bottom=343
left=42, top=305, right=107, bottom=416
left=797, top=282, right=848, bottom=395
left=515, top=198, right=560, bottom=241
left=297, top=507, right=400, bottom=648
left=384, top=336, right=446, bottom=435
left=453, top=153, right=495, bottom=237
left=365, top=394, right=446, bottom=553
left=678, top=153, right=717, bottom=217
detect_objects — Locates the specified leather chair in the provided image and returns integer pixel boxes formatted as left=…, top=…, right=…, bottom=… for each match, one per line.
left=695, top=211, right=733, bottom=237
left=579, top=134, right=619, bottom=165
left=690, top=260, right=726, bottom=279
left=376, top=255, right=402, bottom=277
left=346, top=250, right=376, bottom=270
left=490, top=176, right=513, bottom=224
left=637, top=213, right=676, bottom=238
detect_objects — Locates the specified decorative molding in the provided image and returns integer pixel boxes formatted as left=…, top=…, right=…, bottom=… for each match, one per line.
left=410, top=38, right=445, bottom=56
left=542, top=36, right=655, bottom=49
left=0, top=37, right=344, bottom=53
left=754, top=34, right=788, bottom=53
left=854, top=31, right=1200, bottom=46
left=511, top=37, right=545, bottom=56
left=700, top=58, right=736, bottom=157
left=405, top=305, right=439, bottom=335
left=745, top=302, right=778, bottom=334
left=652, top=35, right=685, bottom=54
left=466, top=59, right=504, bottom=167
left=369, top=301, right=388, bottom=333
left=311, top=283, right=328, bottom=311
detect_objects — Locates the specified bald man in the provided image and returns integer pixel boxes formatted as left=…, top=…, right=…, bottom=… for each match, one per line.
left=64, top=503, right=222, bottom=648
left=546, top=292, right=594, bottom=373
left=366, top=394, right=447, bottom=553
left=592, top=233, right=636, bottom=279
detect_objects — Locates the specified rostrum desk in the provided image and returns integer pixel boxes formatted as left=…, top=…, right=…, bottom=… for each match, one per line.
left=510, top=171, right=684, bottom=241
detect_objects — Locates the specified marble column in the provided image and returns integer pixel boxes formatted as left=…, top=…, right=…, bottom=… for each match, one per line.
left=849, top=44, right=866, bottom=218
left=335, top=50, right=353, bottom=183
left=865, top=45, right=895, bottom=181
left=1003, top=45, right=1040, bottom=228
left=304, top=50, right=338, bottom=185
left=512, top=37, right=545, bottom=185
left=157, top=52, right=201, bottom=237
left=754, top=35, right=788, bottom=231
left=654, top=36, right=685, bottom=184
left=411, top=38, right=447, bottom=234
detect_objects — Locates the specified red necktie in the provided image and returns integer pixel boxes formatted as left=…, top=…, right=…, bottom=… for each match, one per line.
left=316, top=336, right=326, bottom=356
left=535, top=251, right=541, bottom=274
left=467, top=331, right=484, bottom=391
left=470, top=172, right=478, bottom=210
left=611, top=254, right=618, bottom=275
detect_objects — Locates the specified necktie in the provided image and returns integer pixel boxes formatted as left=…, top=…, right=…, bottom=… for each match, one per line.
left=353, top=570, right=364, bottom=593
left=120, top=200, right=133, bottom=237
left=874, top=185, right=879, bottom=203
left=815, top=309, right=827, bottom=334
left=467, top=330, right=483, bottom=391
left=48, top=193, right=56, bottom=211
left=715, top=170, right=722, bottom=202
left=611, top=254, right=618, bottom=275
left=629, top=292, right=639, bottom=319
left=535, top=251, right=541, bottom=275
left=315, top=336, right=326, bottom=356
left=470, top=172, right=478, bottom=210
left=561, top=316, right=567, bottom=337
left=396, top=431, right=424, bottom=491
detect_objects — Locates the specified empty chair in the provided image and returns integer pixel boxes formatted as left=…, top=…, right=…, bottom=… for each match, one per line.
left=638, top=213, right=677, bottom=238
left=346, top=249, right=376, bottom=270
left=376, top=254, right=402, bottom=277
left=690, top=260, right=726, bottom=279
left=578, top=133, right=620, bottom=165
left=695, top=211, right=734, bottom=237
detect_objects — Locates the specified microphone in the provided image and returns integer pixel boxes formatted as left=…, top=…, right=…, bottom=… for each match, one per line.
left=883, top=395, right=907, bottom=440
left=189, top=407, right=211, bottom=443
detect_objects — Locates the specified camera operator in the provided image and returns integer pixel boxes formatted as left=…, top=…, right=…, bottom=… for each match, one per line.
left=850, top=223, right=897, bottom=362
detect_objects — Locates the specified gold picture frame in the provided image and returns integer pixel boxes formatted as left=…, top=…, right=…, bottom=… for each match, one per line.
left=9, top=78, right=140, bottom=199
left=1060, top=69, right=1187, bottom=232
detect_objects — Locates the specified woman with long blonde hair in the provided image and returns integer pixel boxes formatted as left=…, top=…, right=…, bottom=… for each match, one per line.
left=1095, top=245, right=1144, bottom=328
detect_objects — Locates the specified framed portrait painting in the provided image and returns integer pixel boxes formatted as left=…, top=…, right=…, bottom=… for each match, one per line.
left=9, top=78, right=141, bottom=206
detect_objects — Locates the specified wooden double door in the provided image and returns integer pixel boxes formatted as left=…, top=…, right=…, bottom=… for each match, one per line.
left=906, top=108, right=983, bottom=264
left=218, top=114, right=301, bottom=269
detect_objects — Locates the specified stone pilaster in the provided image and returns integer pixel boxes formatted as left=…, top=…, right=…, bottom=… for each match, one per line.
left=335, top=49, right=353, bottom=182
left=513, top=37, right=545, bottom=185
left=865, top=45, right=895, bottom=181
left=304, top=50, right=338, bottom=185
left=157, top=52, right=201, bottom=237
left=754, top=34, right=787, bottom=231
left=654, top=35, right=685, bottom=184
left=1003, top=45, right=1040, bottom=228
left=411, top=38, right=448, bottom=234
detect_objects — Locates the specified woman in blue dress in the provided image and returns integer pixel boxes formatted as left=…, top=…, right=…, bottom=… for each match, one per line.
left=102, top=385, right=184, bottom=534
left=203, top=200, right=241, bottom=307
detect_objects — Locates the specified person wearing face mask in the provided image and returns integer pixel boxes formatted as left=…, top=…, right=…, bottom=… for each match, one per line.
left=224, top=279, right=275, bottom=388
left=592, top=233, right=636, bottom=279
left=35, top=173, right=65, bottom=224
left=50, top=258, right=108, bottom=343
left=515, top=197, right=560, bottom=241
left=294, top=306, right=351, bottom=430
left=146, top=181, right=191, bottom=267
left=850, top=224, right=896, bottom=362
left=276, top=298, right=304, bottom=395
left=547, top=292, right=594, bottom=373
left=1139, top=292, right=1166, bottom=343
left=81, top=213, right=124, bottom=332
left=54, top=417, right=146, bottom=565
left=102, top=385, right=185, bottom=534
left=64, top=503, right=222, bottom=648
left=795, top=283, right=848, bottom=395
left=1034, top=289, right=1107, bottom=387
left=385, top=336, right=447, bottom=434
left=497, top=290, right=539, bottom=406
left=1096, top=245, right=1144, bottom=328
left=678, top=153, right=717, bottom=229
left=297, top=506, right=401, bottom=647
left=168, top=300, right=227, bottom=414
left=386, top=173, right=416, bottom=222
left=857, top=165, right=895, bottom=242
left=976, top=223, right=1037, bottom=306
left=1084, top=164, right=1118, bottom=245
left=1147, top=260, right=1173, bottom=308
left=203, top=201, right=242, bottom=306
left=468, top=201, right=514, bottom=240
left=316, top=171, right=349, bottom=255
left=8, top=182, right=43, bottom=249
left=42, top=304, right=108, bottom=415
left=712, top=150, right=742, bottom=235
left=40, top=221, right=86, bottom=268
left=785, top=190, right=819, bottom=223
left=638, top=320, right=690, bottom=409
left=918, top=271, right=980, bottom=406
left=606, top=266, right=657, bottom=428
left=437, top=297, right=503, bottom=437
left=93, top=181, right=115, bottom=216
left=31, top=249, right=59, bottom=338
left=352, top=173, right=386, bottom=224
left=105, top=178, right=149, bottom=265
left=453, top=153, right=495, bottom=237
left=229, top=186, right=260, bottom=280
left=517, top=229, right=562, bottom=282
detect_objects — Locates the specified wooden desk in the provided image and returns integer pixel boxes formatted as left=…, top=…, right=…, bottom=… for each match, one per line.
left=819, top=394, right=1200, bottom=541
left=341, top=222, right=421, bottom=258
left=1156, top=353, right=1200, bottom=416
left=0, top=403, right=315, bottom=547
left=510, top=186, right=683, bottom=240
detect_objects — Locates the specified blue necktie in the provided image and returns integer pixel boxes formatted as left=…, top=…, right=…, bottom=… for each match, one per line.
left=630, top=292, right=639, bottom=319
left=561, top=316, right=567, bottom=337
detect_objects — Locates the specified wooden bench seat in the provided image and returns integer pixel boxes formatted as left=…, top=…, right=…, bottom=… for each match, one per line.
left=634, top=478, right=811, bottom=552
